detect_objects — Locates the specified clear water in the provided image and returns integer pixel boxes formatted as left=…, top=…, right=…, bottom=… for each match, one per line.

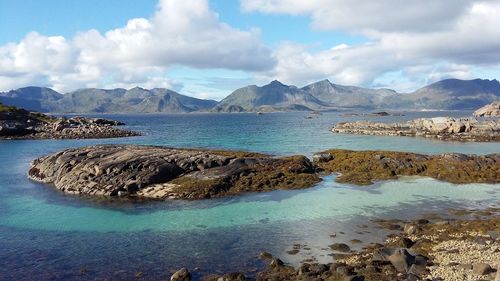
left=0, top=112, right=498, bottom=280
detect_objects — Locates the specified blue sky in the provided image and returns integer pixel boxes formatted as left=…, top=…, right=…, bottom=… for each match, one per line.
left=0, top=0, right=499, bottom=100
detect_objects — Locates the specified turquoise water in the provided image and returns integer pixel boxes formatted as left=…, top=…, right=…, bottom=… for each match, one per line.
left=0, top=112, right=499, bottom=280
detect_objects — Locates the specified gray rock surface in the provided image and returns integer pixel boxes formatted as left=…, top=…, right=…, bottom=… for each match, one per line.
left=28, top=145, right=319, bottom=200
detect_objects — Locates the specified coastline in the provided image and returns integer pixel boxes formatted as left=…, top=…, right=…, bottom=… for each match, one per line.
left=193, top=207, right=500, bottom=281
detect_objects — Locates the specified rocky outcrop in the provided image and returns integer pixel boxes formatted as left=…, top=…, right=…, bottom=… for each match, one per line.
left=332, top=117, right=500, bottom=141
left=0, top=104, right=139, bottom=139
left=313, top=149, right=500, bottom=185
left=474, top=101, right=500, bottom=117
left=28, top=145, right=319, bottom=200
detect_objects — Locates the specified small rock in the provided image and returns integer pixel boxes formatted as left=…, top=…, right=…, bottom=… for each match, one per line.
left=259, top=251, right=273, bottom=260
left=372, top=247, right=397, bottom=262
left=170, top=268, right=191, bottom=281
left=344, top=275, right=365, bottom=281
left=403, top=224, right=418, bottom=235
left=336, top=266, right=353, bottom=276
left=405, top=274, right=419, bottom=281
left=270, top=258, right=284, bottom=268
left=458, top=264, right=473, bottom=270
left=472, top=263, right=493, bottom=275
left=474, top=236, right=488, bottom=245
left=408, top=264, right=429, bottom=277
left=312, top=153, right=333, bottom=163
left=216, top=272, right=246, bottom=281
left=388, top=249, right=415, bottom=273
left=330, top=243, right=351, bottom=252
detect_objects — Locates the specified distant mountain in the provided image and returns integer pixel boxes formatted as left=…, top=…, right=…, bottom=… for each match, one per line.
left=383, top=78, right=500, bottom=110
left=0, top=87, right=217, bottom=113
left=302, top=79, right=397, bottom=109
left=214, top=78, right=500, bottom=112
left=1, top=78, right=498, bottom=113
left=213, top=80, right=327, bottom=112
left=0, top=87, right=63, bottom=112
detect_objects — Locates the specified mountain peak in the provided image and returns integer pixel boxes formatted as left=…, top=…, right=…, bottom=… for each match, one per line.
left=269, top=80, right=285, bottom=86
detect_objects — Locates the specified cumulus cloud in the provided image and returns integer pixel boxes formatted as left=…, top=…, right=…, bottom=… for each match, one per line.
left=248, top=0, right=500, bottom=90
left=0, top=0, right=274, bottom=92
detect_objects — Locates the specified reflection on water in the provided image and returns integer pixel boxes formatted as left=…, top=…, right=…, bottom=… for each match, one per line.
left=0, top=112, right=499, bottom=280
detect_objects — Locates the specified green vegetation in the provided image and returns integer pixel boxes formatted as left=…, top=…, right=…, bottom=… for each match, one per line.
left=0, top=102, right=56, bottom=123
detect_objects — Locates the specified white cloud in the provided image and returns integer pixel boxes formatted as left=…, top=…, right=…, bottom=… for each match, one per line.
left=241, top=0, right=475, bottom=33
left=252, top=1, right=500, bottom=90
left=0, top=0, right=274, bottom=92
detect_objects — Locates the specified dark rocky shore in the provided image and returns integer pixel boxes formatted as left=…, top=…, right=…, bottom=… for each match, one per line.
left=0, top=104, right=139, bottom=139
left=28, top=145, right=319, bottom=199
left=28, top=145, right=499, bottom=200
left=332, top=117, right=500, bottom=142
left=168, top=208, right=499, bottom=281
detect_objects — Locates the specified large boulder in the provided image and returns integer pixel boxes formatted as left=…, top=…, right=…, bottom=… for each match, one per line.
left=474, top=102, right=500, bottom=117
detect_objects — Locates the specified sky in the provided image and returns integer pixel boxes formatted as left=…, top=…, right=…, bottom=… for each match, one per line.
left=1, top=0, right=500, bottom=100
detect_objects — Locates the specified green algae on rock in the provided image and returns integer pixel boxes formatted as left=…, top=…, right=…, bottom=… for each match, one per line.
left=28, top=145, right=320, bottom=200
left=314, top=149, right=500, bottom=185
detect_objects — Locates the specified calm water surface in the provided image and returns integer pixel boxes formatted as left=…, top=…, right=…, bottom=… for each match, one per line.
left=0, top=112, right=499, bottom=280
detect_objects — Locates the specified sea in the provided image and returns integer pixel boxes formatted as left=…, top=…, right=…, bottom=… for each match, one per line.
left=0, top=111, right=498, bottom=280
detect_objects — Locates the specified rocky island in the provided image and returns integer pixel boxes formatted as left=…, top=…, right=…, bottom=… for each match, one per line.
left=28, top=145, right=499, bottom=200
left=28, top=145, right=319, bottom=199
left=0, top=104, right=139, bottom=139
left=332, top=117, right=500, bottom=142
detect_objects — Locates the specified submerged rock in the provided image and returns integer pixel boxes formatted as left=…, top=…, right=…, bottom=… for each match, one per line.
left=28, top=145, right=320, bottom=200
left=329, top=243, right=351, bottom=253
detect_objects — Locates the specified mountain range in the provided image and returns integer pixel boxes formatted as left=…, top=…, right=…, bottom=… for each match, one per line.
left=1, top=78, right=499, bottom=113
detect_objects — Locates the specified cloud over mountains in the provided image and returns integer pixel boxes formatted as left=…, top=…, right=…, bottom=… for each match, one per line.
left=1, top=0, right=500, bottom=96
left=0, top=0, right=274, bottom=92
left=244, top=0, right=500, bottom=89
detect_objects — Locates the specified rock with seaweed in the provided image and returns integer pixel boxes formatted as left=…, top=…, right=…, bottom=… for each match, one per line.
left=313, top=149, right=499, bottom=185
left=28, top=145, right=320, bottom=200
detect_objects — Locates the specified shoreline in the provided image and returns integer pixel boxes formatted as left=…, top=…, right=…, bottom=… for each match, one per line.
left=167, top=207, right=500, bottom=281
left=331, top=117, right=500, bottom=142
left=0, top=105, right=140, bottom=140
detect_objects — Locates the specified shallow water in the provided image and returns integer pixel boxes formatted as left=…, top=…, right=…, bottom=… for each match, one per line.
left=0, top=111, right=499, bottom=280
